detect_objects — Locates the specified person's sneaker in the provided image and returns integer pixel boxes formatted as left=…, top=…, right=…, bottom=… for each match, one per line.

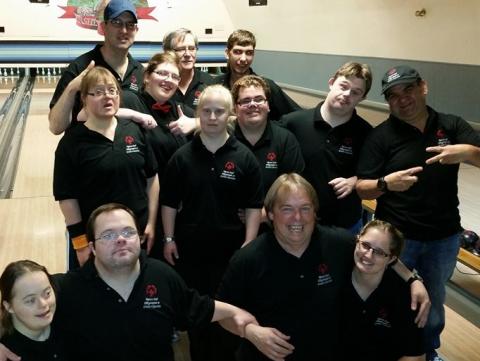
left=427, top=350, right=444, bottom=361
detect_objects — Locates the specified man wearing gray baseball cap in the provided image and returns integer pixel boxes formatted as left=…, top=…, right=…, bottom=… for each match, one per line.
left=356, top=65, right=480, bottom=361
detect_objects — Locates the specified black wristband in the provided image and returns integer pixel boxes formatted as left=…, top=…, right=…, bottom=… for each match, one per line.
left=67, top=222, right=85, bottom=238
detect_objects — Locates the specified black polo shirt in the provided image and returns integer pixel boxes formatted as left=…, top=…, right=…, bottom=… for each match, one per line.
left=53, top=119, right=157, bottom=230
left=213, top=69, right=301, bottom=120
left=340, top=268, right=424, bottom=361
left=280, top=103, right=372, bottom=228
left=53, top=252, right=214, bottom=361
left=50, top=44, right=144, bottom=127
left=216, top=226, right=354, bottom=361
left=234, top=121, right=305, bottom=193
left=357, top=107, right=480, bottom=240
left=0, top=328, right=66, bottom=361
left=172, top=68, right=214, bottom=109
left=161, top=134, right=264, bottom=258
left=124, top=91, right=194, bottom=183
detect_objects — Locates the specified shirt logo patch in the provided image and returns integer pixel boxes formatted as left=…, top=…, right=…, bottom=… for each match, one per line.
left=220, top=161, right=236, bottom=180
left=143, top=284, right=162, bottom=309
left=317, top=263, right=333, bottom=286
left=374, top=308, right=391, bottom=328
left=125, top=135, right=140, bottom=153
left=265, top=152, right=278, bottom=169
left=436, top=128, right=451, bottom=146
left=129, top=74, right=139, bottom=92
left=338, top=137, right=353, bottom=155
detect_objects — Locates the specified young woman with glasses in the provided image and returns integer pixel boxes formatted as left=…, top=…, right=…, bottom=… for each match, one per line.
left=341, top=220, right=426, bottom=361
left=53, top=66, right=159, bottom=268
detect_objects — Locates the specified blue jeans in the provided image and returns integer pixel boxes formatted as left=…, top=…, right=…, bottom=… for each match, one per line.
left=346, top=218, right=363, bottom=236
left=400, top=233, right=461, bottom=353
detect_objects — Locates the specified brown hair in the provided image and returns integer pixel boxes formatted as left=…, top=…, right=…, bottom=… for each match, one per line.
left=358, top=219, right=404, bottom=258
left=264, top=173, right=319, bottom=216
left=143, top=51, right=180, bottom=90
left=227, top=29, right=256, bottom=50
left=332, top=62, right=372, bottom=97
left=86, top=203, right=140, bottom=243
left=80, top=66, right=121, bottom=102
left=231, top=75, right=271, bottom=103
left=0, top=260, right=54, bottom=336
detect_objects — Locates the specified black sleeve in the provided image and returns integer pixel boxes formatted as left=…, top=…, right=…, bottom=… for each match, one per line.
left=356, top=129, right=389, bottom=179
left=241, top=153, right=264, bottom=209
left=160, top=152, right=184, bottom=208
left=53, top=135, right=79, bottom=200
left=452, top=116, right=480, bottom=146
left=278, top=128, right=305, bottom=175
left=49, top=64, right=83, bottom=123
left=141, top=128, right=158, bottom=178
left=266, top=79, right=301, bottom=120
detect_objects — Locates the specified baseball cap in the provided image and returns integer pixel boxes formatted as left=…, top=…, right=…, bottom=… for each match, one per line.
left=381, top=65, right=421, bottom=95
left=104, top=0, right=138, bottom=22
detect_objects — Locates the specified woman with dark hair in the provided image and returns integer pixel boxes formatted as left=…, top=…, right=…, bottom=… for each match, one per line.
left=53, top=66, right=159, bottom=268
left=341, top=220, right=425, bottom=361
left=0, top=260, right=66, bottom=361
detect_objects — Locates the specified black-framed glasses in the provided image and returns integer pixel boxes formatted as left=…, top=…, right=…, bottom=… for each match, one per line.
left=108, top=19, right=137, bottom=31
left=357, top=239, right=391, bottom=258
left=237, top=97, right=267, bottom=108
left=95, top=227, right=138, bottom=242
left=87, top=87, right=119, bottom=98
left=173, top=46, right=197, bottom=55
left=152, top=69, right=181, bottom=83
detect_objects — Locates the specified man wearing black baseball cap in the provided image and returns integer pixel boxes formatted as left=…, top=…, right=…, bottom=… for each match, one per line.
left=49, top=0, right=143, bottom=135
left=356, top=65, right=480, bottom=361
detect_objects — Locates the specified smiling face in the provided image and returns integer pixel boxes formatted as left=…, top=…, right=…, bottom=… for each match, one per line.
left=144, top=62, right=180, bottom=103
left=385, top=80, right=428, bottom=125
left=325, top=75, right=366, bottom=115
left=92, top=209, right=141, bottom=271
left=235, top=85, right=269, bottom=130
left=268, top=185, right=316, bottom=251
left=354, top=227, right=395, bottom=275
left=3, top=271, right=56, bottom=338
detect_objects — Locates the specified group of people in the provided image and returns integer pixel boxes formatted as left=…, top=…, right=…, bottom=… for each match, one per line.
left=1, top=0, right=479, bottom=361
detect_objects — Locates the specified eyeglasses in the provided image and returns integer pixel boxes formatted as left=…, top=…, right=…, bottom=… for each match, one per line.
left=87, top=87, right=119, bottom=98
left=152, top=69, right=181, bottom=83
left=357, top=239, right=391, bottom=258
left=95, top=227, right=138, bottom=242
left=237, top=97, right=267, bottom=108
left=173, top=46, right=197, bottom=55
left=108, top=19, right=137, bottom=31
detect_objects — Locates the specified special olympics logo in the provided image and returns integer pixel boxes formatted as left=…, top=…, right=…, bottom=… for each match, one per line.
left=146, top=284, right=157, bottom=298
left=318, top=263, right=329, bottom=275
left=225, top=161, right=235, bottom=171
left=124, top=135, right=135, bottom=145
left=266, top=152, right=277, bottom=161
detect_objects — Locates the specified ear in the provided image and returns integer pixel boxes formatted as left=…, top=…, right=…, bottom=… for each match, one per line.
left=2, top=300, right=14, bottom=314
left=387, top=256, right=397, bottom=266
left=224, top=48, right=230, bottom=60
left=99, top=21, right=106, bottom=33
left=89, top=242, right=96, bottom=256
left=421, top=80, right=428, bottom=95
left=327, top=77, right=335, bottom=90
left=267, top=211, right=274, bottom=222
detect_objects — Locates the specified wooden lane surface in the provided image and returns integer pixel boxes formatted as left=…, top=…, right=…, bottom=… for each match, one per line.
left=0, top=87, right=66, bottom=273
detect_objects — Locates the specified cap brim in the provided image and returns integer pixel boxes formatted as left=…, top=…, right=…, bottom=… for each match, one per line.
left=381, top=77, right=419, bottom=95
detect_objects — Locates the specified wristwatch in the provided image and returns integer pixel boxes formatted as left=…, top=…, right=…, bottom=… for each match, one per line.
left=163, top=236, right=175, bottom=244
left=407, top=270, right=423, bottom=285
left=377, top=176, right=389, bottom=192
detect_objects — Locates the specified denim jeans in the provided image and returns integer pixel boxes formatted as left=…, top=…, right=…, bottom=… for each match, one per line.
left=400, top=233, right=461, bottom=353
